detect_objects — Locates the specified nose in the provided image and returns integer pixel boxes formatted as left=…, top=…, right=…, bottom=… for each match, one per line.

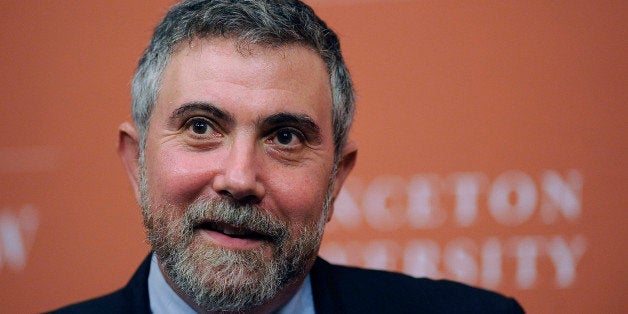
left=212, top=138, right=265, bottom=202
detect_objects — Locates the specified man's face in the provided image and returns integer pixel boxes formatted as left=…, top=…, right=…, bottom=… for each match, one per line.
left=133, top=38, right=349, bottom=311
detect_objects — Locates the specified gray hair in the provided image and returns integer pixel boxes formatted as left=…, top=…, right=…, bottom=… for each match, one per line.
left=131, top=0, right=355, bottom=161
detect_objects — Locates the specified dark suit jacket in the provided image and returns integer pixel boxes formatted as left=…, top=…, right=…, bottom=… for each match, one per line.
left=50, top=254, right=524, bottom=313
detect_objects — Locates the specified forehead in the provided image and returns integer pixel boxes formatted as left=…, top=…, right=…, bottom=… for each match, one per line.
left=155, top=38, right=333, bottom=122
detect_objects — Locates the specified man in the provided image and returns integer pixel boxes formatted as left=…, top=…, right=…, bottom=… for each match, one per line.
left=53, top=0, right=524, bottom=313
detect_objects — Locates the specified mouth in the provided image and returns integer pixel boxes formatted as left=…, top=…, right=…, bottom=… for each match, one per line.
left=195, top=220, right=274, bottom=245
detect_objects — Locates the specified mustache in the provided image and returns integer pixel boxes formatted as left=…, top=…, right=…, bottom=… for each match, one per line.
left=182, top=198, right=288, bottom=244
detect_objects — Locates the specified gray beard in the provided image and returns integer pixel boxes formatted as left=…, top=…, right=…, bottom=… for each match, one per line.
left=139, top=166, right=332, bottom=312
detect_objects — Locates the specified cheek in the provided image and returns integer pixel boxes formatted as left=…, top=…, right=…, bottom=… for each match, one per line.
left=145, top=149, right=222, bottom=206
left=266, top=168, right=332, bottom=225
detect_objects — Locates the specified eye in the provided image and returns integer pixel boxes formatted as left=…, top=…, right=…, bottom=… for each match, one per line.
left=180, top=116, right=222, bottom=149
left=186, top=118, right=213, bottom=135
left=271, top=128, right=303, bottom=147
left=276, top=130, right=295, bottom=145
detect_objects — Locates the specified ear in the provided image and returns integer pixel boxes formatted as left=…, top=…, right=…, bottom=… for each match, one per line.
left=327, top=140, right=358, bottom=221
left=117, top=121, right=142, bottom=204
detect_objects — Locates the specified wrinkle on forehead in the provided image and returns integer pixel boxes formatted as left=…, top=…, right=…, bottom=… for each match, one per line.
left=169, top=37, right=329, bottom=89
left=157, top=38, right=332, bottom=124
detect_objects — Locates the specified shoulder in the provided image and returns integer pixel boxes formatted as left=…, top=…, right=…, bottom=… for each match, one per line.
left=311, top=258, right=524, bottom=313
left=47, top=289, right=136, bottom=314
left=47, top=255, right=152, bottom=314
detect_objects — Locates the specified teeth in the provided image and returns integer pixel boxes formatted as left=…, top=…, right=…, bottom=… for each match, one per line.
left=222, top=225, right=239, bottom=235
left=217, top=224, right=253, bottom=237
left=200, top=221, right=262, bottom=238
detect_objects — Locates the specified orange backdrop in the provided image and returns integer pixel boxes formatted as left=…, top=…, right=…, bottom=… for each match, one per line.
left=0, top=1, right=626, bottom=313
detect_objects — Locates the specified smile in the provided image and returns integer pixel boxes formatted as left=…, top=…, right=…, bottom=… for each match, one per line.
left=194, top=220, right=274, bottom=249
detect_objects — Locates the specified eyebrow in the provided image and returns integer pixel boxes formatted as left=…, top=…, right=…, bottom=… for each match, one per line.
left=261, top=112, right=323, bottom=144
left=167, top=102, right=235, bottom=127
